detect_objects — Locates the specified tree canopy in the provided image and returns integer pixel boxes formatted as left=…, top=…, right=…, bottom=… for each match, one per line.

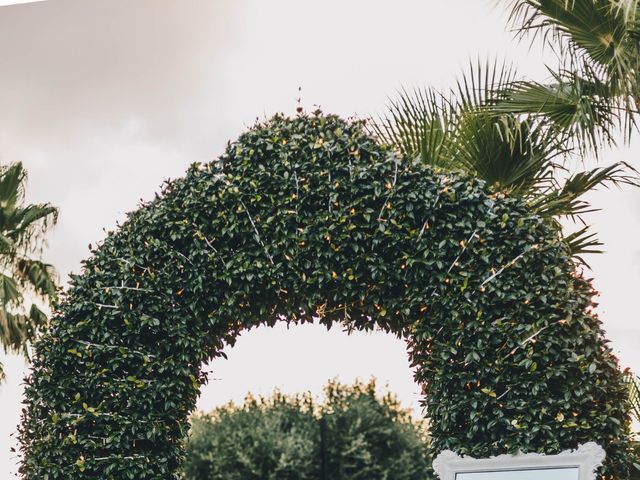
left=0, top=162, right=57, bottom=381
left=183, top=379, right=430, bottom=480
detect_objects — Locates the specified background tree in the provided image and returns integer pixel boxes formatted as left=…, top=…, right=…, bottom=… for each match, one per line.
left=184, top=391, right=319, bottom=480
left=0, top=162, right=57, bottom=381
left=183, top=379, right=431, bottom=480
left=321, top=379, right=431, bottom=480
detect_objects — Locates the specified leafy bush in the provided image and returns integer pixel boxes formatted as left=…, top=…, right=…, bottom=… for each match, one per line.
left=183, top=379, right=430, bottom=480
left=185, top=392, right=318, bottom=480
left=19, top=113, right=637, bottom=479
left=321, top=379, right=431, bottom=480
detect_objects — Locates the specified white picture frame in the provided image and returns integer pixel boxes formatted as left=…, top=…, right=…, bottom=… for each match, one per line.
left=432, top=442, right=606, bottom=480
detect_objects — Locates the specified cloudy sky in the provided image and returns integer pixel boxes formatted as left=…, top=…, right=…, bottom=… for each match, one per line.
left=0, top=0, right=638, bottom=475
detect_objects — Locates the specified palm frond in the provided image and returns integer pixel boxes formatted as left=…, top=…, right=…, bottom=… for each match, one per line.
left=0, top=273, right=22, bottom=309
left=5, top=203, right=58, bottom=255
left=502, top=0, right=640, bottom=137
left=441, top=60, right=569, bottom=194
left=0, top=163, right=57, bottom=381
left=492, top=69, right=619, bottom=156
left=369, top=87, right=455, bottom=168
left=13, top=258, right=58, bottom=300
left=505, top=0, right=632, bottom=63
left=451, top=112, right=565, bottom=195
left=0, top=163, right=57, bottom=263
left=454, top=58, right=518, bottom=109
left=0, top=307, right=47, bottom=357
left=562, top=226, right=603, bottom=265
left=0, top=162, right=27, bottom=211
left=0, top=233, right=15, bottom=255
left=0, top=308, right=28, bottom=353
left=369, top=60, right=521, bottom=172
left=531, top=161, right=639, bottom=218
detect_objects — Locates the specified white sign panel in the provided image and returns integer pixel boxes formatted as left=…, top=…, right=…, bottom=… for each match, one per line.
left=457, top=467, right=579, bottom=480
left=433, top=443, right=605, bottom=480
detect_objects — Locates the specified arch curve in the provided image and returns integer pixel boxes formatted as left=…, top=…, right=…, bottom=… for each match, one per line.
left=19, top=113, right=633, bottom=478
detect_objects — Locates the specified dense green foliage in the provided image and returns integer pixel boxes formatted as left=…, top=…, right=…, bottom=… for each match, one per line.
left=19, top=113, right=636, bottom=479
left=183, top=379, right=430, bottom=480
left=0, top=162, right=57, bottom=381
left=185, top=392, right=318, bottom=480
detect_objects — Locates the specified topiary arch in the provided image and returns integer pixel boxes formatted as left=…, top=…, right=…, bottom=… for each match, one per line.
left=19, top=112, right=635, bottom=479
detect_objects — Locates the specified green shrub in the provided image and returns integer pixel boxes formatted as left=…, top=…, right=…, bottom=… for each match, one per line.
left=183, top=379, right=430, bottom=480
left=19, top=112, right=637, bottom=479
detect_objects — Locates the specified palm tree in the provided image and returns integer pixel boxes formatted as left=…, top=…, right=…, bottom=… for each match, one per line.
left=500, top=0, right=640, bottom=145
left=500, top=0, right=640, bottom=153
left=372, top=0, right=640, bottom=261
left=370, top=60, right=638, bottom=263
left=0, top=162, right=58, bottom=381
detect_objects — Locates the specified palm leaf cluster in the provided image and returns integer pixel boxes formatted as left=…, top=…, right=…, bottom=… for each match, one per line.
left=373, top=0, right=640, bottom=261
left=0, top=163, right=58, bottom=380
left=503, top=0, right=640, bottom=149
left=370, top=60, right=637, bottom=262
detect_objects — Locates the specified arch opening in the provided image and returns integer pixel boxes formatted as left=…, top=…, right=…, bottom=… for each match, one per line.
left=196, top=322, right=419, bottom=415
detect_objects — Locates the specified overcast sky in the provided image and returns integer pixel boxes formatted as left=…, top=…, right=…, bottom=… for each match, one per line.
left=0, top=0, right=638, bottom=475
left=0, top=1, right=44, bottom=6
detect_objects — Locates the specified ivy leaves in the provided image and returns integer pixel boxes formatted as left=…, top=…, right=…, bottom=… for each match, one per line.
left=18, top=112, right=636, bottom=479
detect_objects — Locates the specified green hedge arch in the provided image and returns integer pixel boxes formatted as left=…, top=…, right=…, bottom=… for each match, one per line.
left=19, top=112, right=635, bottom=479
